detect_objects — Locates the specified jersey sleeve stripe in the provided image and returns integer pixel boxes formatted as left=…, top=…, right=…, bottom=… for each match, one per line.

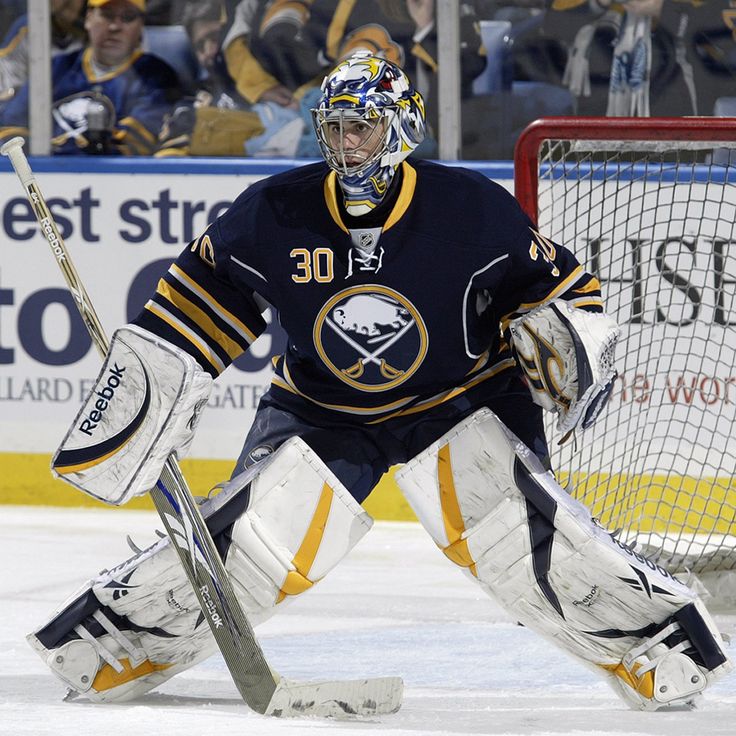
left=499, top=264, right=585, bottom=329
left=571, top=276, right=602, bottom=295
left=143, top=301, right=227, bottom=374
left=518, top=264, right=584, bottom=310
left=561, top=273, right=603, bottom=311
left=155, top=279, right=247, bottom=361
left=169, top=263, right=259, bottom=343
left=567, top=297, right=604, bottom=311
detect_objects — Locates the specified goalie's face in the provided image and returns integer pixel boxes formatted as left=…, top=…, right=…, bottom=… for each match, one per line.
left=315, top=109, right=391, bottom=174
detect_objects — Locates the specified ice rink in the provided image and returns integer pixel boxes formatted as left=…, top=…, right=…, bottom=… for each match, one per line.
left=2, top=505, right=735, bottom=736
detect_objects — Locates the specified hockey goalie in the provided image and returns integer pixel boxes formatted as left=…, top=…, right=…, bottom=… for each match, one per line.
left=27, top=51, right=731, bottom=713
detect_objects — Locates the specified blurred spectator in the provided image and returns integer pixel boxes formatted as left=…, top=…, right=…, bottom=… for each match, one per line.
left=0, top=0, right=182, bottom=155
left=287, top=0, right=485, bottom=126
left=182, top=0, right=244, bottom=106
left=222, top=0, right=305, bottom=108
left=157, top=0, right=318, bottom=157
left=0, top=1, right=26, bottom=39
left=143, top=0, right=190, bottom=25
left=0, top=0, right=86, bottom=104
left=453, top=5, right=574, bottom=159
left=545, top=0, right=736, bottom=116
left=233, top=0, right=484, bottom=158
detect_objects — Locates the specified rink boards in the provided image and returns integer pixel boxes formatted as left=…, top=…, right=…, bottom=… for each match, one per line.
left=1, top=158, right=514, bottom=518
left=1, top=157, right=733, bottom=528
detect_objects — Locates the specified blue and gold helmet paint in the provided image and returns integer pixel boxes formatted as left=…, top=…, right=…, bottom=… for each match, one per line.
left=312, top=51, right=426, bottom=216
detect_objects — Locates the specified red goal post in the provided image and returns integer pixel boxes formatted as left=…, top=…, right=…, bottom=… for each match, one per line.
left=513, top=116, right=736, bottom=608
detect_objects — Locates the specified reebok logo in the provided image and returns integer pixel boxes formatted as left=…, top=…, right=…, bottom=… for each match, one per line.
left=40, top=216, right=66, bottom=261
left=572, top=584, right=599, bottom=607
left=199, top=585, right=224, bottom=628
left=78, top=363, right=125, bottom=436
left=609, top=533, right=683, bottom=584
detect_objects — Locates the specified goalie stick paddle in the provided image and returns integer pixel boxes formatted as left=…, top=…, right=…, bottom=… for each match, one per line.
left=1, top=137, right=403, bottom=718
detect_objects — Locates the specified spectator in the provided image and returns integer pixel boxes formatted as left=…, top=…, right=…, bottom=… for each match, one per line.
left=0, top=0, right=183, bottom=155
left=222, top=0, right=306, bottom=108
left=143, top=0, right=190, bottom=25
left=0, top=0, right=25, bottom=40
left=456, top=4, right=575, bottom=159
left=280, top=0, right=485, bottom=131
left=157, top=0, right=318, bottom=157
left=182, top=0, right=247, bottom=107
left=0, top=0, right=86, bottom=104
left=545, top=0, right=736, bottom=117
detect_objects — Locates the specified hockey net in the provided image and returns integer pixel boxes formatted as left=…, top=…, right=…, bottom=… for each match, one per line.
left=514, top=117, right=736, bottom=608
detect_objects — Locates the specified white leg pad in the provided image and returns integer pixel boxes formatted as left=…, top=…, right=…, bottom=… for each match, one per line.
left=28, top=437, right=372, bottom=703
left=222, top=436, right=374, bottom=619
left=395, top=408, right=731, bottom=710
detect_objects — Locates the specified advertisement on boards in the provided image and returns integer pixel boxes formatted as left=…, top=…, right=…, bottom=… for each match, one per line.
left=0, top=170, right=286, bottom=462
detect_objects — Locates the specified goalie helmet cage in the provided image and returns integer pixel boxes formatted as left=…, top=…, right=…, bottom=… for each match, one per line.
left=514, top=116, right=736, bottom=608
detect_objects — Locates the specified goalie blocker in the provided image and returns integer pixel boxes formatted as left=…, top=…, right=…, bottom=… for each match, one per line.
left=395, top=409, right=731, bottom=710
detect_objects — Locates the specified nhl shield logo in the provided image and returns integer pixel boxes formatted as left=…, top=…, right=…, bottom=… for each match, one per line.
left=314, top=286, right=428, bottom=391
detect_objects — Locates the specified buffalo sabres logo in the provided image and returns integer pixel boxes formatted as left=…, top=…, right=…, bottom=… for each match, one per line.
left=314, top=286, right=428, bottom=391
left=52, top=91, right=116, bottom=146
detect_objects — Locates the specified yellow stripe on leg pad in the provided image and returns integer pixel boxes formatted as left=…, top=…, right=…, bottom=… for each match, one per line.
left=276, top=482, right=333, bottom=602
left=92, top=657, right=173, bottom=692
left=600, top=661, right=655, bottom=700
left=437, top=444, right=478, bottom=576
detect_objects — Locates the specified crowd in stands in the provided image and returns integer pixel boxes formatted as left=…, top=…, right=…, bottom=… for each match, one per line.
left=0, top=0, right=735, bottom=159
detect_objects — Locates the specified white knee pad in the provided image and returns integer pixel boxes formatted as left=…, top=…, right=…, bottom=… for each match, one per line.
left=395, top=408, right=731, bottom=710
left=221, top=436, right=374, bottom=621
left=28, top=437, right=372, bottom=703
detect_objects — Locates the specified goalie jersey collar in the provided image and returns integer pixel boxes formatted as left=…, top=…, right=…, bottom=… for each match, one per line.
left=323, top=162, right=417, bottom=239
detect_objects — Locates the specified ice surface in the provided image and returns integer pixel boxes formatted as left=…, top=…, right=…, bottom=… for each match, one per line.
left=1, top=506, right=735, bottom=735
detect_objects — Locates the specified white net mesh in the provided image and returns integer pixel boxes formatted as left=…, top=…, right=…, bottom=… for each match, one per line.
left=530, top=128, right=736, bottom=595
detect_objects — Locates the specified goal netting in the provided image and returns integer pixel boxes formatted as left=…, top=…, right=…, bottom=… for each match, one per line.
left=514, top=117, right=736, bottom=608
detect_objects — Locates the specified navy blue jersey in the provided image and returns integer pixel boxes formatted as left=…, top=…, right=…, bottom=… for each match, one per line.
left=135, top=159, right=602, bottom=423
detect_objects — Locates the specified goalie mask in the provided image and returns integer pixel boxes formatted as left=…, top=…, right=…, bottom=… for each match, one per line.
left=312, top=52, right=426, bottom=216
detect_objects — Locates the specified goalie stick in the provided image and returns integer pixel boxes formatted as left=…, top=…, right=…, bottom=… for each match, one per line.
left=1, top=137, right=403, bottom=718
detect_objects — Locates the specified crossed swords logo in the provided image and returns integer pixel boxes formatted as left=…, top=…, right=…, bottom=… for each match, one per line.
left=325, top=312, right=414, bottom=380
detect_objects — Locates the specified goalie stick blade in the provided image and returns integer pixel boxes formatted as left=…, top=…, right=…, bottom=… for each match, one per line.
left=266, top=676, right=404, bottom=719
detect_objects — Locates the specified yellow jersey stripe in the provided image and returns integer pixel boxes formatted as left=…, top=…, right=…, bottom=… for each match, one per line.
left=144, top=301, right=225, bottom=374
left=156, top=279, right=245, bottom=360
left=169, top=263, right=259, bottom=343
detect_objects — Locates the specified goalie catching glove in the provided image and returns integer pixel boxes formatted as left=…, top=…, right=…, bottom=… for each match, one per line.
left=52, top=325, right=213, bottom=505
left=510, top=299, right=619, bottom=434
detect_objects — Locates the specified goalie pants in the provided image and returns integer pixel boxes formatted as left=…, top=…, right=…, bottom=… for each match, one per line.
left=236, top=367, right=550, bottom=503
